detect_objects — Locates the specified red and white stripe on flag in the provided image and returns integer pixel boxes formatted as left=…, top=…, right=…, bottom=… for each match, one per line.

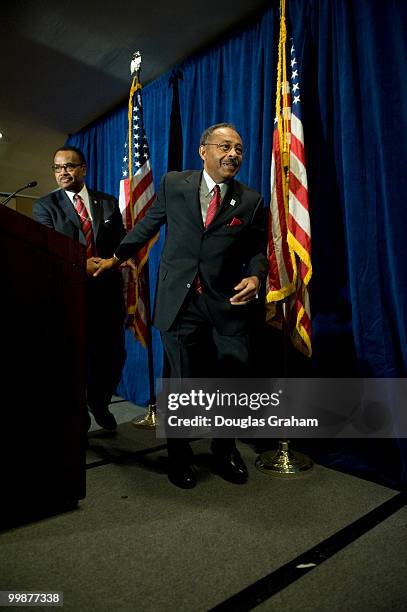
left=287, top=111, right=312, bottom=355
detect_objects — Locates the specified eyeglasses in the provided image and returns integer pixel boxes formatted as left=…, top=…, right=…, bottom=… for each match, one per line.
left=203, top=142, right=244, bottom=155
left=52, top=163, right=84, bottom=173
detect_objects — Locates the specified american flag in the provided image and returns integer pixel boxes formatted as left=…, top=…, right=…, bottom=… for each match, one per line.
left=266, top=37, right=312, bottom=357
left=119, top=75, right=157, bottom=347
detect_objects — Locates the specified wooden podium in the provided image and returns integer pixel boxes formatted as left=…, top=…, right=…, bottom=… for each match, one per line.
left=0, top=204, right=87, bottom=526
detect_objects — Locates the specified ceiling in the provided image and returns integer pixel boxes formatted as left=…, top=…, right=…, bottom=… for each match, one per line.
left=0, top=0, right=268, bottom=198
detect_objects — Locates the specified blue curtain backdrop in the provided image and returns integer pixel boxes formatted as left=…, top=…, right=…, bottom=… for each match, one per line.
left=66, top=0, right=407, bottom=394
left=177, top=8, right=275, bottom=201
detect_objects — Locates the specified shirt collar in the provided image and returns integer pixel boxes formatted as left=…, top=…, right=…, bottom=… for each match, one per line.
left=202, top=170, right=226, bottom=196
left=65, top=184, right=88, bottom=203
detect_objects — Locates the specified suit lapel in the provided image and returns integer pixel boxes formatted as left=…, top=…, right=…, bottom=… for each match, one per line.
left=206, top=179, right=242, bottom=231
left=57, top=189, right=81, bottom=230
left=88, top=190, right=102, bottom=240
left=184, top=171, right=204, bottom=230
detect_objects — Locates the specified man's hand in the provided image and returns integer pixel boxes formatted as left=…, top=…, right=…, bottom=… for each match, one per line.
left=86, top=257, right=102, bottom=276
left=93, top=256, right=137, bottom=277
left=230, top=276, right=260, bottom=305
left=92, top=256, right=120, bottom=277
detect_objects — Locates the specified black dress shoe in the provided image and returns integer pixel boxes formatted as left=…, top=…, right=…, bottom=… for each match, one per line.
left=91, top=409, right=117, bottom=431
left=168, top=461, right=197, bottom=489
left=212, top=448, right=248, bottom=484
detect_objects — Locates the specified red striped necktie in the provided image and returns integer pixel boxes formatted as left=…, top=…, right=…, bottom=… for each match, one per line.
left=205, top=184, right=221, bottom=227
left=74, top=193, right=94, bottom=258
left=195, top=185, right=222, bottom=294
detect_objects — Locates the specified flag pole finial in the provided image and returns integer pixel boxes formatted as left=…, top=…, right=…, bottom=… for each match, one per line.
left=130, top=51, right=142, bottom=77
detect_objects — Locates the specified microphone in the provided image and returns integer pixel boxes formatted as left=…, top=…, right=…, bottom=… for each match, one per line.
left=1, top=181, right=38, bottom=206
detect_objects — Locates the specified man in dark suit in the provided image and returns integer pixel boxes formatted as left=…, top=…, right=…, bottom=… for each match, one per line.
left=95, top=124, right=268, bottom=487
left=33, top=146, right=126, bottom=431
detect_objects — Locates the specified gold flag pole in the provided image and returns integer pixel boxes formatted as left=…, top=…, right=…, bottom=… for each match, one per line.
left=256, top=0, right=312, bottom=477
left=132, top=256, right=156, bottom=430
left=122, top=52, right=156, bottom=430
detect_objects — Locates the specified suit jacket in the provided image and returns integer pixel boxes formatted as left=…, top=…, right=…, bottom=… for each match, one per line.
left=33, top=188, right=126, bottom=316
left=116, top=171, right=268, bottom=335
left=33, top=188, right=125, bottom=257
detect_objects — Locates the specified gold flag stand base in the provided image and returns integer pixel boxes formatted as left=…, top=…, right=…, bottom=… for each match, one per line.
left=131, top=403, right=156, bottom=430
left=255, top=440, right=313, bottom=477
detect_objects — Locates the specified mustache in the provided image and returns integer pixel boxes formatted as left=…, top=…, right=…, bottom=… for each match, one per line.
left=222, top=158, right=239, bottom=167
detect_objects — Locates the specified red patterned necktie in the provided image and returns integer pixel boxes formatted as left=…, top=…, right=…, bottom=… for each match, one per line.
left=73, top=193, right=94, bottom=258
left=195, top=185, right=222, bottom=294
left=205, top=184, right=221, bottom=227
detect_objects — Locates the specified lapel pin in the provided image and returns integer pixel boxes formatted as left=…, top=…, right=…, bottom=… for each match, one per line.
left=230, top=199, right=236, bottom=207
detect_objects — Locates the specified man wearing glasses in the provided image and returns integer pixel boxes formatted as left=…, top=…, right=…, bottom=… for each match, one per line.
left=33, top=146, right=126, bottom=432
left=95, top=123, right=267, bottom=488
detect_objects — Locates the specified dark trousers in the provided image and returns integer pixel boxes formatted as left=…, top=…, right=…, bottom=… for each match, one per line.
left=161, top=291, right=250, bottom=460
